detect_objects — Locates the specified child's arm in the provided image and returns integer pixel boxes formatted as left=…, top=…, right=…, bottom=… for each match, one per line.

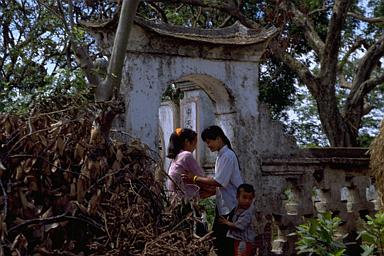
left=218, top=216, right=240, bottom=230
left=219, top=211, right=252, bottom=231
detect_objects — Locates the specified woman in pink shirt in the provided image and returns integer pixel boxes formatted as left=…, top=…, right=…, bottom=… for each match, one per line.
left=166, top=128, right=210, bottom=199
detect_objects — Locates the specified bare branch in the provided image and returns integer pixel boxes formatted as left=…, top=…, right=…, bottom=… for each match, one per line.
left=73, top=45, right=101, bottom=87
left=8, top=212, right=105, bottom=235
left=0, top=179, right=7, bottom=219
left=147, top=2, right=168, bottom=23
left=320, top=0, right=352, bottom=81
left=347, top=72, right=384, bottom=108
left=55, top=0, right=71, bottom=33
left=308, top=4, right=332, bottom=16
left=192, top=7, right=202, bottom=27
left=219, top=15, right=233, bottom=28
left=339, top=75, right=352, bottom=89
left=339, top=37, right=365, bottom=69
left=145, top=0, right=260, bottom=29
left=353, top=34, right=384, bottom=88
left=273, top=48, right=319, bottom=96
left=348, top=12, right=384, bottom=25
left=338, top=37, right=365, bottom=89
left=363, top=101, right=373, bottom=115
left=343, top=35, right=384, bottom=123
left=364, top=72, right=384, bottom=93
left=288, top=2, right=325, bottom=56
left=44, top=0, right=101, bottom=88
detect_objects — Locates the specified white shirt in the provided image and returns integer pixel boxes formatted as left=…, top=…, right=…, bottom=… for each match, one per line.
left=213, top=145, right=243, bottom=215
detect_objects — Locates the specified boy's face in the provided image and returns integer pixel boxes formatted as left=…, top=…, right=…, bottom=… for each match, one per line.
left=237, top=190, right=254, bottom=209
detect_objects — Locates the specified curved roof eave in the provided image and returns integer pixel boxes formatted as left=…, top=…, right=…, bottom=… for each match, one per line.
left=81, top=16, right=278, bottom=46
left=134, top=17, right=278, bottom=45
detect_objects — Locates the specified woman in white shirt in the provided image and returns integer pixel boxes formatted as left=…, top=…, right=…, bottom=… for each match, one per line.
left=182, top=125, right=243, bottom=256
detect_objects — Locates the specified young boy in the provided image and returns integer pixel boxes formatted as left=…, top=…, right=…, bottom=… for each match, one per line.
left=219, top=183, right=256, bottom=256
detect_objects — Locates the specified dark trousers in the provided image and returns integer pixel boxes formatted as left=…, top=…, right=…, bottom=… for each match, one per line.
left=212, top=208, right=235, bottom=256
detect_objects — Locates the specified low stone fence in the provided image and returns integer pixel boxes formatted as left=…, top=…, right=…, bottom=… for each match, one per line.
left=258, top=148, right=377, bottom=255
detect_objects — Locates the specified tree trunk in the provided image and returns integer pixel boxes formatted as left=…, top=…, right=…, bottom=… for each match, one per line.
left=95, top=0, right=141, bottom=102
left=316, top=88, right=358, bottom=147
left=90, top=0, right=140, bottom=146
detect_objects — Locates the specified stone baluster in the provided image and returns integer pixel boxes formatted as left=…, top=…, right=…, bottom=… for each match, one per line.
left=366, top=178, right=380, bottom=210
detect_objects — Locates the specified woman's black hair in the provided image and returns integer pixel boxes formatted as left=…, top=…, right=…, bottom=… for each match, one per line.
left=167, top=128, right=197, bottom=159
left=201, top=125, right=242, bottom=170
left=201, top=125, right=232, bottom=149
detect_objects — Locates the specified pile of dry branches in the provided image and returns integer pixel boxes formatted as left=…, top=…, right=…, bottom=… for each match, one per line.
left=0, top=97, right=212, bottom=255
left=369, top=120, right=384, bottom=209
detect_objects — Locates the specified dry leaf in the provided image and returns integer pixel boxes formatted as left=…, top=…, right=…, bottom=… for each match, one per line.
left=55, top=136, right=65, bottom=156
left=0, top=161, right=6, bottom=171
left=116, top=149, right=123, bottom=162
left=76, top=178, right=86, bottom=203
left=18, top=189, right=35, bottom=210
left=51, top=158, right=61, bottom=173
left=11, top=234, right=28, bottom=254
left=70, top=179, right=77, bottom=199
left=87, top=189, right=101, bottom=215
left=74, top=142, right=85, bottom=162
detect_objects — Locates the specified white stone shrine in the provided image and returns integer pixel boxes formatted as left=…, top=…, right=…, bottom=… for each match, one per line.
left=90, top=17, right=300, bottom=204
left=88, top=17, right=376, bottom=256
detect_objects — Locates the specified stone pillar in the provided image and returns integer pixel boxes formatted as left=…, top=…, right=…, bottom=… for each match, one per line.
left=159, top=101, right=179, bottom=172
left=178, top=82, right=216, bottom=175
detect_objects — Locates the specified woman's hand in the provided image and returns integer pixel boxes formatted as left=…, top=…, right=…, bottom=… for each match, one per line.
left=181, top=172, right=194, bottom=183
left=199, top=188, right=216, bottom=199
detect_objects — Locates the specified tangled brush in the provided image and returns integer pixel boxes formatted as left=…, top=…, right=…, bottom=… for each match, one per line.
left=0, top=95, right=213, bottom=255
left=369, top=120, right=384, bottom=209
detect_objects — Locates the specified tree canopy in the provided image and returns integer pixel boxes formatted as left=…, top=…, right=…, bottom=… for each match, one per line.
left=1, top=0, right=383, bottom=147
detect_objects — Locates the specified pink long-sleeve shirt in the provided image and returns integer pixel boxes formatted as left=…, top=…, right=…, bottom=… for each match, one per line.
left=167, top=150, right=205, bottom=198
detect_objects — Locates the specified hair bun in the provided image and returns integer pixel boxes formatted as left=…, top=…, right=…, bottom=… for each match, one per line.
left=175, top=128, right=182, bottom=136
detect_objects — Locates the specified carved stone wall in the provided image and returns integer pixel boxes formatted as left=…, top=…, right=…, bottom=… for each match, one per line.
left=258, top=148, right=376, bottom=255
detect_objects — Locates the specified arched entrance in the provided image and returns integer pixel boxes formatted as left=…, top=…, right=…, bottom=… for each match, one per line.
left=159, top=74, right=237, bottom=174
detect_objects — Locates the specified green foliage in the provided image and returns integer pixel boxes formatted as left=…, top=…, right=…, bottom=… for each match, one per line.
left=357, top=85, right=384, bottom=147
left=259, top=58, right=296, bottom=120
left=295, top=211, right=384, bottom=256
left=283, top=187, right=295, bottom=202
left=198, top=197, right=216, bottom=229
left=357, top=134, right=375, bottom=148
left=358, top=212, right=384, bottom=256
left=139, top=2, right=232, bottom=28
left=368, top=0, right=384, bottom=30
left=283, top=86, right=330, bottom=147
left=294, top=0, right=329, bottom=42
left=164, top=8, right=187, bottom=26
left=295, top=212, right=346, bottom=255
left=0, top=68, right=90, bottom=114
left=0, top=0, right=96, bottom=114
left=241, top=1, right=267, bottom=23
left=161, top=83, right=184, bottom=105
